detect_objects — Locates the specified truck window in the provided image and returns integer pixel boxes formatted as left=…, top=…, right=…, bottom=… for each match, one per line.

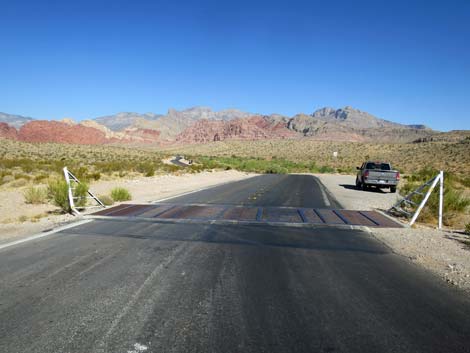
left=380, top=163, right=391, bottom=171
left=366, top=162, right=377, bottom=169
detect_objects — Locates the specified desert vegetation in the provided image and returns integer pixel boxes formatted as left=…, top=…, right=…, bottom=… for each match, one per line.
left=0, top=139, right=182, bottom=189
left=398, top=168, right=470, bottom=228
left=192, top=156, right=335, bottom=174
left=1, top=138, right=468, bottom=228
left=0, top=139, right=177, bottom=218
left=110, top=187, right=132, bottom=202
left=161, top=138, right=470, bottom=177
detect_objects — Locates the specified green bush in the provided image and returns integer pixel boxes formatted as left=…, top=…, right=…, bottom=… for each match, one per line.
left=23, top=186, right=48, bottom=204
left=98, top=194, right=114, bottom=206
left=89, top=172, right=101, bottom=181
left=193, top=156, right=325, bottom=175
left=111, top=187, right=132, bottom=201
left=47, top=179, right=70, bottom=213
left=465, top=223, right=470, bottom=235
left=137, top=162, right=155, bottom=177
left=319, top=165, right=335, bottom=173
left=74, top=182, right=89, bottom=207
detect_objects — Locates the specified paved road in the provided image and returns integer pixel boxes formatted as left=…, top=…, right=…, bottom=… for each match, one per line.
left=1, top=175, right=470, bottom=353
left=170, top=156, right=189, bottom=168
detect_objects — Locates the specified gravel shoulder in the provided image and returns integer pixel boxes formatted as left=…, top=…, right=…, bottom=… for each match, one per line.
left=0, top=170, right=255, bottom=244
left=316, top=173, right=470, bottom=292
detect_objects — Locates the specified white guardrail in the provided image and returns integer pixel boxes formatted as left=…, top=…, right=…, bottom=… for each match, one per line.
left=63, top=167, right=105, bottom=216
left=389, top=171, right=444, bottom=229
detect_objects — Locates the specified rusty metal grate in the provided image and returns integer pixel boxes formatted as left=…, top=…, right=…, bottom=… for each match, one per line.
left=90, top=203, right=402, bottom=228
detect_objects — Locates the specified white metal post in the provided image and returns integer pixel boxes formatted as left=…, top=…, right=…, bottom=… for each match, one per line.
left=63, top=167, right=80, bottom=215
left=438, top=170, right=444, bottom=229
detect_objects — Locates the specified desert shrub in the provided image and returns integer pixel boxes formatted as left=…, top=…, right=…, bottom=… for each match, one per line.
left=14, top=173, right=31, bottom=180
left=1, top=175, right=14, bottom=184
left=319, top=165, right=335, bottom=173
left=111, top=187, right=132, bottom=201
left=137, top=162, right=155, bottom=177
left=74, top=166, right=89, bottom=180
left=47, top=179, right=70, bottom=213
left=33, top=174, right=49, bottom=183
left=460, top=177, right=470, bottom=188
left=98, top=194, right=114, bottom=206
left=162, top=164, right=182, bottom=173
left=465, top=223, right=470, bottom=235
left=194, top=156, right=320, bottom=174
left=89, top=172, right=101, bottom=181
left=10, top=178, right=28, bottom=187
left=74, top=182, right=89, bottom=207
left=23, top=186, right=48, bottom=204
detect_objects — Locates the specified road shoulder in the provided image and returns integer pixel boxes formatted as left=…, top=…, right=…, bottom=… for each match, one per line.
left=316, top=173, right=470, bottom=293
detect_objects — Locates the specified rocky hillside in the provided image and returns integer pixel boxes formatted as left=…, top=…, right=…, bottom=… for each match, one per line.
left=310, top=106, right=403, bottom=129
left=0, top=106, right=442, bottom=145
left=284, top=107, right=434, bottom=143
left=18, top=121, right=109, bottom=144
left=176, top=116, right=296, bottom=143
left=130, top=107, right=253, bottom=139
left=94, top=112, right=163, bottom=131
left=0, top=122, right=19, bottom=140
left=0, top=120, right=161, bottom=145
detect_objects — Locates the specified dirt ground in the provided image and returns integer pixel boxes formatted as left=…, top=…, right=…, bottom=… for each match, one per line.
left=0, top=170, right=254, bottom=244
left=316, top=173, right=470, bottom=293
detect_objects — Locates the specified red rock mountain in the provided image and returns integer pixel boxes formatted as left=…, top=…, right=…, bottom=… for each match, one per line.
left=18, top=121, right=108, bottom=144
left=0, top=120, right=162, bottom=145
left=0, top=122, right=18, bottom=140
left=175, top=116, right=297, bottom=144
left=0, top=106, right=438, bottom=145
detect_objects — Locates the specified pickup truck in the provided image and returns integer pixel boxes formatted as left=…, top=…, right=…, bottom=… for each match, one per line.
left=356, top=161, right=400, bottom=193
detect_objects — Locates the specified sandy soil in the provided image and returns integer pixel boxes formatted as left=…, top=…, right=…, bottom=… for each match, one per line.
left=317, top=173, right=470, bottom=292
left=0, top=170, right=254, bottom=244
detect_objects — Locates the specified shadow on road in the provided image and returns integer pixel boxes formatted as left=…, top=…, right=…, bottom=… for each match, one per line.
left=444, top=232, right=470, bottom=250
left=69, top=221, right=390, bottom=256
left=339, top=184, right=388, bottom=194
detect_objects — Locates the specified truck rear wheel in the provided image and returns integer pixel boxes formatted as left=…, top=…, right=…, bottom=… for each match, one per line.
left=362, top=183, right=368, bottom=191
left=390, top=186, right=397, bottom=193
left=356, top=178, right=362, bottom=189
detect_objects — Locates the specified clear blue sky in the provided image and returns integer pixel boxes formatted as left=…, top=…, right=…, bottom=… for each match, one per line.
left=1, top=0, right=469, bottom=131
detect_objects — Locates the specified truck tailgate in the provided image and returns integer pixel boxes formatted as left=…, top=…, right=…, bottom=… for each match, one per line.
left=367, top=171, right=397, bottom=183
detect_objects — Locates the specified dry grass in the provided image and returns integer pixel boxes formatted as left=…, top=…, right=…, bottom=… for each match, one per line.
left=0, top=139, right=179, bottom=188
left=159, top=138, right=470, bottom=176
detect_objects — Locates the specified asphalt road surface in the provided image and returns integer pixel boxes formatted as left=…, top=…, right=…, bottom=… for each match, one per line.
left=1, top=175, right=470, bottom=353
left=170, top=156, right=190, bottom=168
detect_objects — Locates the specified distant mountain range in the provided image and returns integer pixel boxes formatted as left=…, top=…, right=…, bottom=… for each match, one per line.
left=0, top=106, right=443, bottom=145
left=0, top=112, right=34, bottom=129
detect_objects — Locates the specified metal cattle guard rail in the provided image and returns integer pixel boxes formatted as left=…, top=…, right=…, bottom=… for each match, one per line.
left=63, top=167, right=105, bottom=216
left=389, top=171, right=444, bottom=229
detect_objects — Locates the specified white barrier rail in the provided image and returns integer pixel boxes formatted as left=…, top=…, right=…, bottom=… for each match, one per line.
left=63, top=167, right=105, bottom=216
left=389, top=171, right=444, bottom=229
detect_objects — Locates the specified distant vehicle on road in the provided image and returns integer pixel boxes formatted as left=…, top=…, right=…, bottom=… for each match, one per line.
left=356, top=161, right=400, bottom=193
